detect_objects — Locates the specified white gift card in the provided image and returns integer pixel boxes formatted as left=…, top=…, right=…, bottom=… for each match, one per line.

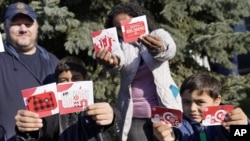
left=0, top=33, right=4, bottom=52
left=57, top=81, right=94, bottom=115
left=91, top=27, right=120, bottom=53
left=61, top=89, right=88, bottom=108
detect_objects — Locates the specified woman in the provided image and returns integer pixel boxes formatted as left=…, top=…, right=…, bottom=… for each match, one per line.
left=96, top=2, right=182, bottom=141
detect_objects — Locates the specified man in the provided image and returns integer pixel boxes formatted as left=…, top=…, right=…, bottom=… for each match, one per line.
left=0, top=2, right=59, bottom=141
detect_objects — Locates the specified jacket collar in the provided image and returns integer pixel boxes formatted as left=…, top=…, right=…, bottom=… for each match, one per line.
left=4, top=41, right=49, bottom=60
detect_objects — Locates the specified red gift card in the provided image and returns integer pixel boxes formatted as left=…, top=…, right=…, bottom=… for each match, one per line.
left=151, top=106, right=182, bottom=127
left=120, top=15, right=149, bottom=43
left=27, top=91, right=57, bottom=112
left=91, top=27, right=120, bottom=53
left=22, top=83, right=59, bottom=118
left=202, top=105, right=234, bottom=126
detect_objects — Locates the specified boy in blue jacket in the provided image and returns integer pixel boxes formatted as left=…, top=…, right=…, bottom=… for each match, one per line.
left=153, top=72, right=249, bottom=141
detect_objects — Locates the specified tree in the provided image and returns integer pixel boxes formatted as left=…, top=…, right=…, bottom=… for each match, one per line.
left=152, top=0, right=250, bottom=109
left=1, top=0, right=250, bottom=129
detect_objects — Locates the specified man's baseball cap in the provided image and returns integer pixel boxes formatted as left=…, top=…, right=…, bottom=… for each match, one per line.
left=4, top=2, right=37, bottom=21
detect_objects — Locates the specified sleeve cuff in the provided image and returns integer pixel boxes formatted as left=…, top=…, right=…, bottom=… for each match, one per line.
left=15, top=126, right=39, bottom=141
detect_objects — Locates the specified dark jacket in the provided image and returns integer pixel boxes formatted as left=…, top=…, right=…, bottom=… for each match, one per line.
left=17, top=106, right=121, bottom=141
left=174, top=115, right=250, bottom=141
left=0, top=42, right=59, bottom=141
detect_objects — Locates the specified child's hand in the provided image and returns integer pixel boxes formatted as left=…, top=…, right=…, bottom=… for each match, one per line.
left=153, top=121, right=175, bottom=141
left=86, top=102, right=114, bottom=126
left=15, top=110, right=43, bottom=132
left=223, top=107, right=248, bottom=132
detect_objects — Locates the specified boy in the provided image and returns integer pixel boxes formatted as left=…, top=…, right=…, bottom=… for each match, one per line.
left=153, top=72, right=249, bottom=141
left=15, top=56, right=120, bottom=141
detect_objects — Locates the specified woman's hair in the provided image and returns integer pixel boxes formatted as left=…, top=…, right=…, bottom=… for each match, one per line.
left=180, top=72, right=221, bottom=99
left=105, top=2, right=156, bottom=32
left=55, top=56, right=87, bottom=80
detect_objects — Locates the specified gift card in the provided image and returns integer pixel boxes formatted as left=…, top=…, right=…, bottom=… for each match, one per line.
left=202, top=105, right=234, bottom=126
left=57, top=81, right=94, bottom=115
left=151, top=106, right=182, bottom=127
left=22, top=83, right=59, bottom=118
left=120, top=15, right=149, bottom=43
left=0, top=33, right=4, bottom=52
left=91, top=27, right=120, bottom=53
left=26, top=91, right=57, bottom=112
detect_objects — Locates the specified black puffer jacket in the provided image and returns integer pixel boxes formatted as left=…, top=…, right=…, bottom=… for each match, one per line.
left=17, top=106, right=121, bottom=141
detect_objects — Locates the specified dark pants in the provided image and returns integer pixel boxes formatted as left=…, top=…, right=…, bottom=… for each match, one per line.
left=127, top=118, right=158, bottom=141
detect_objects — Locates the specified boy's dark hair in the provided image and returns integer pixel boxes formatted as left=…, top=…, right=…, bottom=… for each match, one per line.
left=55, top=56, right=87, bottom=80
left=105, top=2, right=157, bottom=32
left=180, top=72, right=221, bottom=99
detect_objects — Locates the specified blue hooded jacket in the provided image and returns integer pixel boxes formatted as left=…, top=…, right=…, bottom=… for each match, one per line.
left=174, top=115, right=250, bottom=141
left=0, top=42, right=59, bottom=141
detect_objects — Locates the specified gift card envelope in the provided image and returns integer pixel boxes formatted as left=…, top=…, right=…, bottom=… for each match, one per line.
left=0, top=33, right=4, bottom=52
left=22, top=83, right=59, bottom=118
left=120, top=15, right=149, bottom=43
left=91, top=27, right=120, bottom=53
left=151, top=106, right=182, bottom=127
left=57, top=81, right=94, bottom=115
left=202, top=105, right=234, bottom=126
